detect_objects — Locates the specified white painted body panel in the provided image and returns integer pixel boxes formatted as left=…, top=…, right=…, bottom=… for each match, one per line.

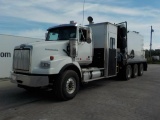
left=127, top=31, right=145, bottom=61
left=29, top=41, right=69, bottom=74
left=91, top=23, right=106, bottom=48
left=76, top=41, right=92, bottom=65
left=89, top=23, right=117, bottom=77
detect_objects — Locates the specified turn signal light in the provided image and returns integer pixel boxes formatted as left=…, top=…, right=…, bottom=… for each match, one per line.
left=50, top=56, right=54, bottom=60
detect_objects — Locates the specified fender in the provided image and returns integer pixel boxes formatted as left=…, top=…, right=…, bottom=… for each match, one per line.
left=59, top=63, right=82, bottom=80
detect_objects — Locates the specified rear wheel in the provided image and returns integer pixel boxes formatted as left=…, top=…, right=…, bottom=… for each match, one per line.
left=122, top=65, right=132, bottom=80
left=138, top=64, right=143, bottom=76
left=132, top=64, right=138, bottom=78
left=53, top=70, right=79, bottom=101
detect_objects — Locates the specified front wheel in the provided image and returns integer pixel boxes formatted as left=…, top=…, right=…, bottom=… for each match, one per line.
left=53, top=70, right=79, bottom=101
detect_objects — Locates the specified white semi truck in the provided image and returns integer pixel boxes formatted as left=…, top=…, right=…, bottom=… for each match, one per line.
left=10, top=17, right=147, bottom=100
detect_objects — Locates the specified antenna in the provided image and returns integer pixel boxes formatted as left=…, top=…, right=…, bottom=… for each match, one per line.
left=82, top=0, right=86, bottom=26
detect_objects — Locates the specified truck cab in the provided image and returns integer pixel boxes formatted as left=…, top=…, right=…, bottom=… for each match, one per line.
left=46, top=22, right=93, bottom=65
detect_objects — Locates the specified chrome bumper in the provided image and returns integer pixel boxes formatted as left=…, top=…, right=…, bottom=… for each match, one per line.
left=10, top=71, right=49, bottom=87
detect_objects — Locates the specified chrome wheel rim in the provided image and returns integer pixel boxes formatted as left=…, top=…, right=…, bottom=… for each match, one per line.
left=128, top=67, right=131, bottom=78
left=66, top=77, right=76, bottom=94
left=135, top=66, right=138, bottom=76
left=140, top=65, right=143, bottom=74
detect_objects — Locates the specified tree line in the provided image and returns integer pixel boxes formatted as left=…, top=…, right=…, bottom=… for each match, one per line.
left=145, top=49, right=160, bottom=62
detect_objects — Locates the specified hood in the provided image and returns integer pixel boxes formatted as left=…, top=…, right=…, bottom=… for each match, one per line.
left=26, top=40, right=68, bottom=47
left=16, top=40, right=69, bottom=56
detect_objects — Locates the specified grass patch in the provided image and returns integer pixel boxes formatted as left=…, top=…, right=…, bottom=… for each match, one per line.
left=147, top=60, right=160, bottom=64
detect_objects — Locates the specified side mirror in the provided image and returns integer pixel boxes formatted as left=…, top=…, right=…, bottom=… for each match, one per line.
left=86, top=29, right=91, bottom=43
left=69, top=38, right=78, bottom=58
left=86, top=38, right=91, bottom=44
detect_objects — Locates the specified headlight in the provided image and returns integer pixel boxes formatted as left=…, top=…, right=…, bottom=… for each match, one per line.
left=41, top=62, right=50, bottom=68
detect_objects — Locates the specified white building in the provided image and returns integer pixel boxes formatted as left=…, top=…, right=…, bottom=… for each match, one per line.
left=0, top=34, right=44, bottom=78
left=152, top=56, right=160, bottom=61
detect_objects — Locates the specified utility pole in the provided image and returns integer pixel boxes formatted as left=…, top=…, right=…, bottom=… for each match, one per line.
left=150, top=26, right=154, bottom=59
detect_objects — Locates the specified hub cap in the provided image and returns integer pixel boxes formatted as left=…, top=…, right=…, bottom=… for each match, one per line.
left=66, top=77, right=76, bottom=94
left=140, top=65, right=143, bottom=74
left=127, top=67, right=131, bottom=78
left=135, top=66, right=138, bottom=76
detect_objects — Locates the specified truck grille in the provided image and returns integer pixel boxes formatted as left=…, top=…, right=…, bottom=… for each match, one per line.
left=13, top=49, right=30, bottom=71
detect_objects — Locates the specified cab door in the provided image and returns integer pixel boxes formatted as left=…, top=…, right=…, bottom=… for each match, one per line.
left=75, top=28, right=92, bottom=65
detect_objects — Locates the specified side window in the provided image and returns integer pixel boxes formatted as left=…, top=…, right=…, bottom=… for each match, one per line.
left=49, top=32, right=58, bottom=41
left=110, top=37, right=115, bottom=49
left=79, top=29, right=87, bottom=41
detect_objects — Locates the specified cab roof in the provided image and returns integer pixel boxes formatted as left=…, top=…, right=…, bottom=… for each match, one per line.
left=47, top=23, right=88, bottom=31
left=47, top=24, right=78, bottom=31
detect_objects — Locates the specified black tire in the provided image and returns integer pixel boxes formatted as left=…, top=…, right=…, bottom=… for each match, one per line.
left=138, top=64, right=143, bottom=76
left=123, top=65, right=132, bottom=80
left=53, top=70, right=79, bottom=101
left=132, top=64, right=138, bottom=78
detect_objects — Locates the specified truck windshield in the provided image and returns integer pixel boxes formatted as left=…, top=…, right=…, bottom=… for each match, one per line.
left=46, top=26, right=76, bottom=41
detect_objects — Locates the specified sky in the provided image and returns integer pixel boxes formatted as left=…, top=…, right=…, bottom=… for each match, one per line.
left=0, top=0, right=160, bottom=50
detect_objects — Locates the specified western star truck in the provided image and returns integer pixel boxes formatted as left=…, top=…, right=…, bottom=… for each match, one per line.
left=10, top=17, right=147, bottom=100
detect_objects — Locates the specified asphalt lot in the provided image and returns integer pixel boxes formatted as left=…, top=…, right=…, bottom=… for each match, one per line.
left=0, top=64, right=160, bottom=120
